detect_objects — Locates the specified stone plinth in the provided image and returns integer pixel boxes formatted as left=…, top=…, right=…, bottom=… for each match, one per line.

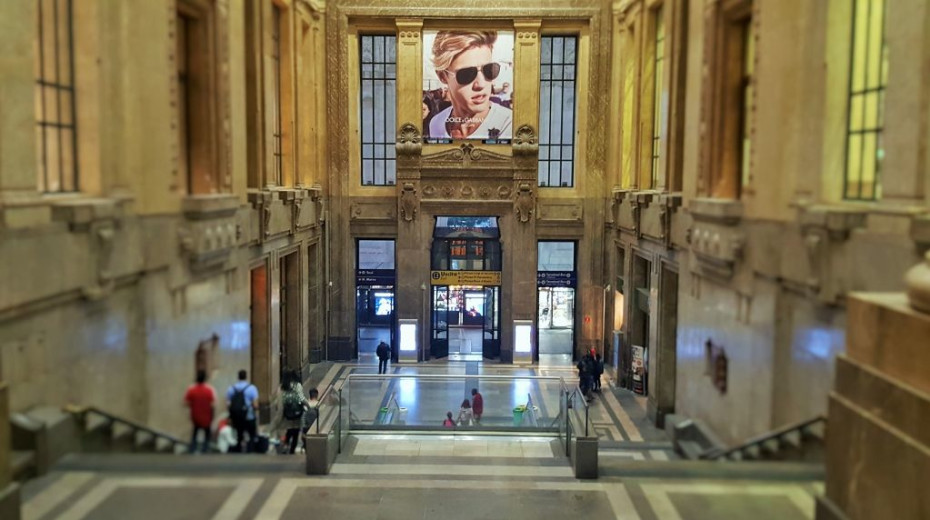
left=818, top=294, right=930, bottom=520
left=846, top=293, right=930, bottom=395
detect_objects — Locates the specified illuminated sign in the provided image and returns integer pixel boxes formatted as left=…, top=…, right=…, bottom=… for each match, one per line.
left=430, top=270, right=502, bottom=286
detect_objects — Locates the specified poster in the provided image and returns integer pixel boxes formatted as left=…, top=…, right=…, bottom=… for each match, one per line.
left=631, top=345, right=647, bottom=395
left=422, top=30, right=514, bottom=143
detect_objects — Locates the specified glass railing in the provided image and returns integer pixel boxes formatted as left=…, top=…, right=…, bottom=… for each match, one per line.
left=338, top=374, right=567, bottom=434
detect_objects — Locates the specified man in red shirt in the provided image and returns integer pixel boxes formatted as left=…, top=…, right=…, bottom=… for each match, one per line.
left=471, top=388, right=484, bottom=424
left=185, top=370, right=216, bottom=453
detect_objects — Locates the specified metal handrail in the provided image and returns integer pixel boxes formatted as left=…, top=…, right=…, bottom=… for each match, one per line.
left=565, top=386, right=591, bottom=438
left=66, top=404, right=191, bottom=450
left=708, top=415, right=827, bottom=460
left=346, top=374, right=565, bottom=381
left=312, top=381, right=344, bottom=435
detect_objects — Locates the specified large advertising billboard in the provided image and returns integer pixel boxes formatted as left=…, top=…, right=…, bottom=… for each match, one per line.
left=422, top=30, right=514, bottom=144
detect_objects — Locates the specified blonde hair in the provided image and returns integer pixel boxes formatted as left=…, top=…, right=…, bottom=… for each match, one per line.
left=431, top=31, right=498, bottom=72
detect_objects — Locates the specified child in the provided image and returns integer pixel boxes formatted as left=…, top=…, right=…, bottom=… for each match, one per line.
left=443, top=411, right=456, bottom=428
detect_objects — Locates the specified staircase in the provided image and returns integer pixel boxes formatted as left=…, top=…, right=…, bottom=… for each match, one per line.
left=701, top=416, right=826, bottom=462
left=10, top=404, right=197, bottom=482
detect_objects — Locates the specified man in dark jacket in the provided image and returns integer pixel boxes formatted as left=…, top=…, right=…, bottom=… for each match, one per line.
left=376, top=341, right=390, bottom=374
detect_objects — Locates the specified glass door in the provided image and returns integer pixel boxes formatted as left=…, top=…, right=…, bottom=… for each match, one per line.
left=431, top=286, right=449, bottom=358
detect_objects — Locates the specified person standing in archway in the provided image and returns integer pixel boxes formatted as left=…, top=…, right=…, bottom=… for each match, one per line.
left=376, top=340, right=391, bottom=375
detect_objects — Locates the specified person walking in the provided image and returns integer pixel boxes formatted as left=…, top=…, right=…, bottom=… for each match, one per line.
left=184, top=370, right=215, bottom=453
left=443, top=411, right=456, bottom=428
left=471, top=388, right=484, bottom=424
left=226, top=369, right=260, bottom=453
left=577, top=351, right=595, bottom=401
left=280, top=370, right=307, bottom=455
left=376, top=340, right=391, bottom=375
left=594, top=352, right=604, bottom=392
left=456, top=399, right=474, bottom=427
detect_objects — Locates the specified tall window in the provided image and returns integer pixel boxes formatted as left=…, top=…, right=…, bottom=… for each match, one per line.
left=844, top=0, right=888, bottom=201
left=650, top=7, right=666, bottom=188
left=271, top=5, right=283, bottom=186
left=35, top=0, right=78, bottom=193
left=359, top=35, right=396, bottom=186
left=703, top=2, right=753, bottom=200
left=539, top=35, right=578, bottom=188
left=176, top=1, right=216, bottom=194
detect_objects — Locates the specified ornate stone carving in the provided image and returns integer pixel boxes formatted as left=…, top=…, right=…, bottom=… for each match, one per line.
left=514, top=182, right=535, bottom=223
left=797, top=205, right=868, bottom=303
left=440, top=184, right=455, bottom=199
left=461, top=185, right=474, bottom=198
left=399, top=182, right=419, bottom=222
left=478, top=186, right=492, bottom=199
left=422, top=143, right=510, bottom=166
left=422, top=184, right=437, bottom=198
left=83, top=221, right=117, bottom=301
left=498, top=185, right=512, bottom=199
left=513, top=124, right=538, bottom=150
left=396, top=122, right=422, bottom=157
left=263, top=205, right=272, bottom=237
left=308, top=185, right=324, bottom=223
left=688, top=199, right=745, bottom=281
left=516, top=31, right=539, bottom=44
left=178, top=195, right=239, bottom=272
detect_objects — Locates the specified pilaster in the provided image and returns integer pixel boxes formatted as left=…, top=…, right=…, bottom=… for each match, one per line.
left=513, top=20, right=542, bottom=133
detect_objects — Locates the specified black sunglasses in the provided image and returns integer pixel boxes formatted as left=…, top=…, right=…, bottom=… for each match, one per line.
left=447, top=62, right=501, bottom=85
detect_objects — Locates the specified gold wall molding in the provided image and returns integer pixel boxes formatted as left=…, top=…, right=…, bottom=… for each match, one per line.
left=422, top=144, right=511, bottom=167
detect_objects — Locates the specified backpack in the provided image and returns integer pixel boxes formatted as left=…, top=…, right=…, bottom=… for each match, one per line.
left=229, top=385, right=251, bottom=424
left=283, top=391, right=304, bottom=421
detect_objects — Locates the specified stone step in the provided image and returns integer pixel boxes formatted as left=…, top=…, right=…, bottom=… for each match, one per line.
left=598, top=458, right=824, bottom=482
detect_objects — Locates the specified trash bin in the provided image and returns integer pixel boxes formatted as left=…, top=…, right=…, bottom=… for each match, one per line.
left=398, top=407, right=408, bottom=424
left=513, top=405, right=527, bottom=427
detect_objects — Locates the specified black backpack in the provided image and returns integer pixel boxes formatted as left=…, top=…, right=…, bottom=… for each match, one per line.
left=283, top=391, right=304, bottom=421
left=229, top=385, right=251, bottom=424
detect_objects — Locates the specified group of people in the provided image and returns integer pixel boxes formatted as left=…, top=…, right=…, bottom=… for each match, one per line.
left=183, top=368, right=319, bottom=455
left=576, top=348, right=605, bottom=401
left=443, top=388, right=484, bottom=427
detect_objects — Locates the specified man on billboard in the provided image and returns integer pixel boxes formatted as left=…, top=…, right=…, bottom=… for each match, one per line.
left=426, top=31, right=513, bottom=141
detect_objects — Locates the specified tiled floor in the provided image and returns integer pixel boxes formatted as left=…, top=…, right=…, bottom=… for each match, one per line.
left=21, top=467, right=822, bottom=520
left=16, top=362, right=823, bottom=519
left=351, top=436, right=558, bottom=458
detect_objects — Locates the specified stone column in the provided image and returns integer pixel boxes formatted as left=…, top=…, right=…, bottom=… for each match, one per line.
left=816, top=290, right=930, bottom=520
left=504, top=21, right=542, bottom=364
left=394, top=20, right=426, bottom=359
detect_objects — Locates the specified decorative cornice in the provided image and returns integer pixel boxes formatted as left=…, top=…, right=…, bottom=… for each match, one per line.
left=422, top=143, right=511, bottom=166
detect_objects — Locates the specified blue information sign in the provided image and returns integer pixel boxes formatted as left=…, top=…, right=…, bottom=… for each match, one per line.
left=537, top=271, right=576, bottom=288
left=356, top=269, right=395, bottom=285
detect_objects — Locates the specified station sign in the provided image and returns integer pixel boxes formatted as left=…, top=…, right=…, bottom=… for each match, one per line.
left=430, top=270, right=502, bottom=286
left=536, top=271, right=577, bottom=288
left=356, top=269, right=395, bottom=285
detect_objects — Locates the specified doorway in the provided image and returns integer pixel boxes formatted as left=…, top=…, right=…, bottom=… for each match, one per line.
left=431, top=285, right=500, bottom=361
left=249, top=263, right=271, bottom=422
left=536, top=241, right=577, bottom=365
left=356, top=285, right=395, bottom=363
left=650, top=265, right=678, bottom=427
left=355, top=239, right=396, bottom=364
left=537, top=287, right=575, bottom=357
left=280, top=251, right=301, bottom=379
